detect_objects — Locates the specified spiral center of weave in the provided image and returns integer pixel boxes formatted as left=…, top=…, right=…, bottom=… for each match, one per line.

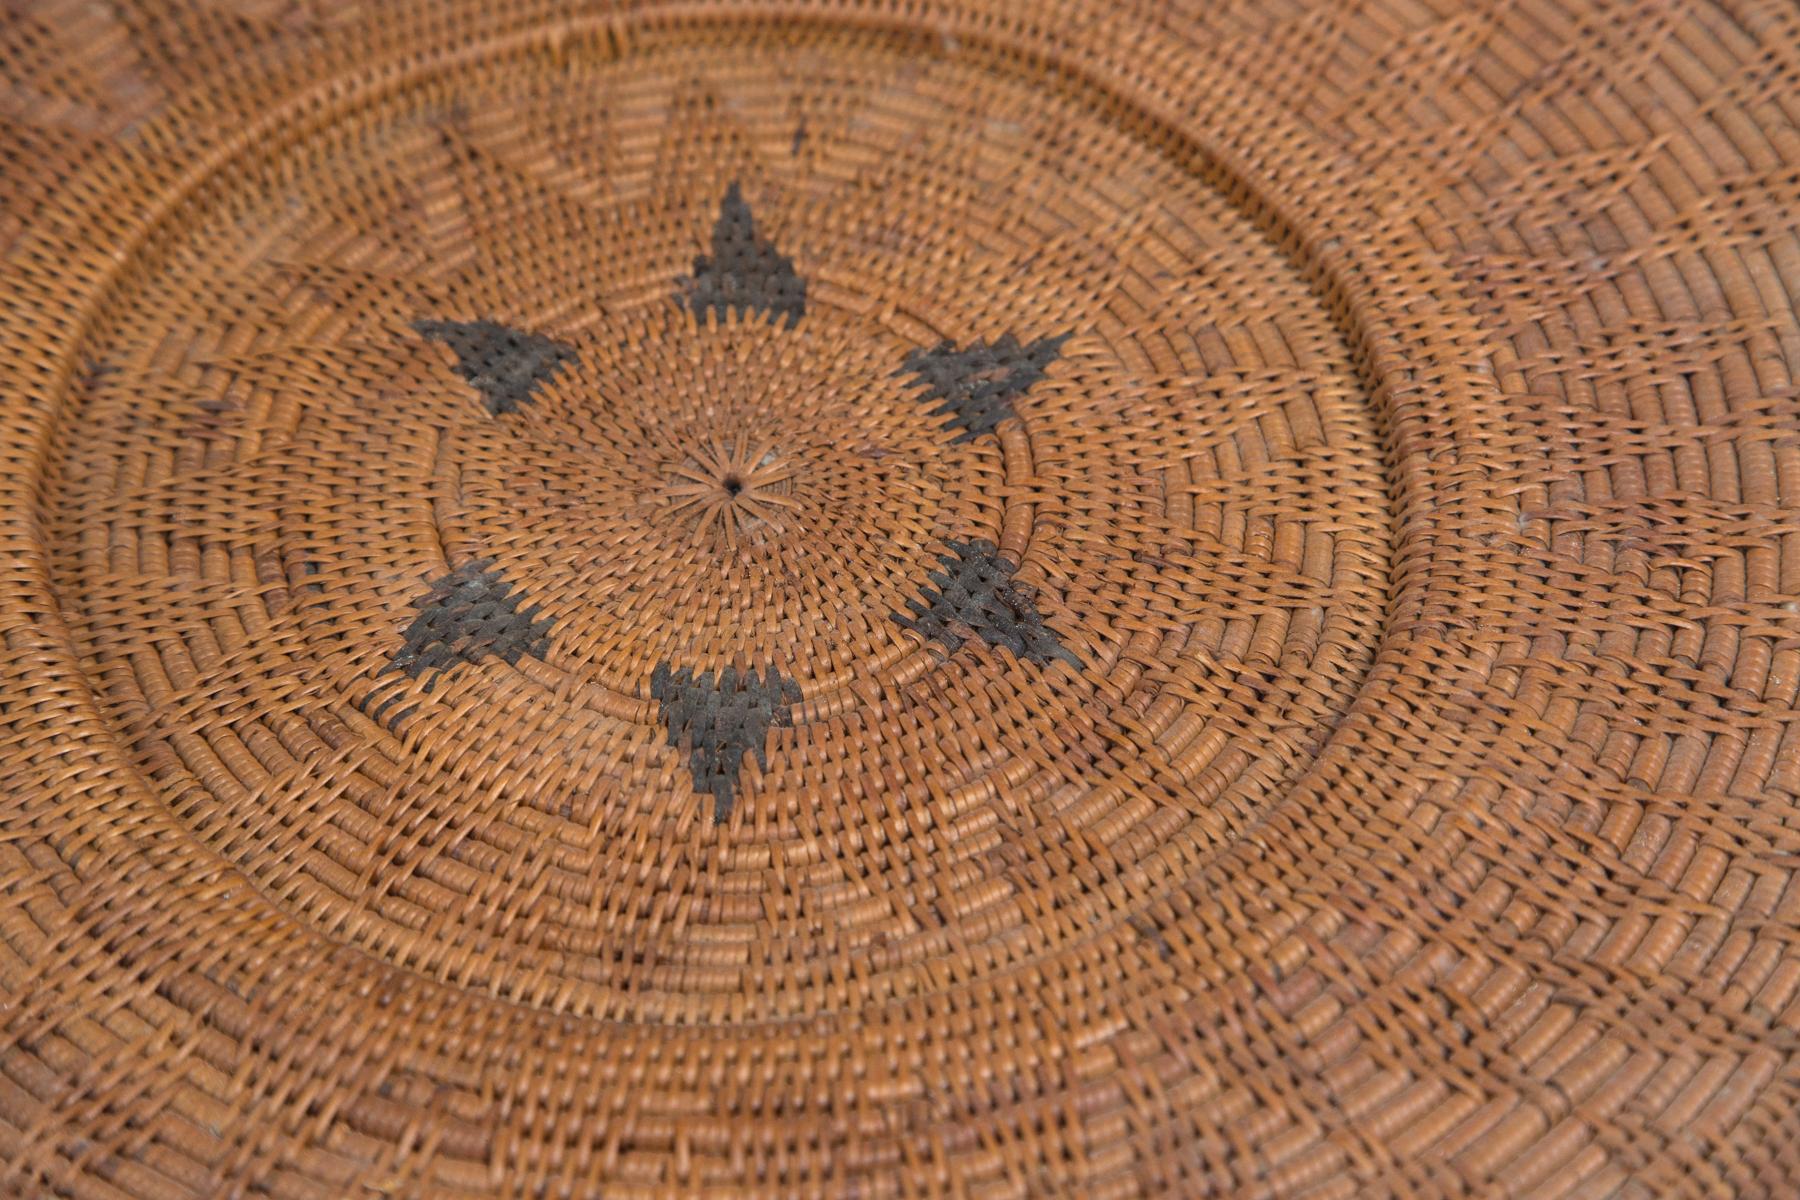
left=39, top=27, right=1395, bottom=1022
left=11, top=2, right=1800, bottom=1194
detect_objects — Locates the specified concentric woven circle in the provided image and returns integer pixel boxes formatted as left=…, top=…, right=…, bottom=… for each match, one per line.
left=4, top=1, right=1799, bottom=1196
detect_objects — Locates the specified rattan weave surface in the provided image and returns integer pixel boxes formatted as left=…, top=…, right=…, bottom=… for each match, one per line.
left=4, top=1, right=1800, bottom=1196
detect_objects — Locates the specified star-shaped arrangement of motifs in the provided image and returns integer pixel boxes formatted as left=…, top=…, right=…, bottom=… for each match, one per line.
left=660, top=437, right=800, bottom=548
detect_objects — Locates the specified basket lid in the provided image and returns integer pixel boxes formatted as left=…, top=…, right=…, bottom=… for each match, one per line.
left=4, top=1, right=1799, bottom=1195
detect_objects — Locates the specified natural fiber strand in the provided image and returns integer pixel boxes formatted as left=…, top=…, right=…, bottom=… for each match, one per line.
left=3, top=1, right=1800, bottom=1197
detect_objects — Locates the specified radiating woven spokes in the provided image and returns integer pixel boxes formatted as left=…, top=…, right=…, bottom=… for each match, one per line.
left=6, top=2, right=1798, bottom=1197
left=404, top=182, right=1080, bottom=814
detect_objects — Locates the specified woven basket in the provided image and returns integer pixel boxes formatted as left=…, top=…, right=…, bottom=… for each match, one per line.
left=4, top=0, right=1800, bottom=1195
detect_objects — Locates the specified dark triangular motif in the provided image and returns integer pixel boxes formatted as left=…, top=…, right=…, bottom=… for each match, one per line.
left=894, top=539, right=1078, bottom=667
left=415, top=318, right=577, bottom=415
left=651, top=663, right=801, bottom=821
left=897, top=332, right=1071, bottom=441
left=386, top=560, right=553, bottom=688
left=680, top=182, right=806, bottom=328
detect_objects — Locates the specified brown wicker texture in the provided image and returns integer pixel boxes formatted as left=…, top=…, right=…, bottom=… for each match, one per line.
left=3, top=0, right=1800, bottom=1196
